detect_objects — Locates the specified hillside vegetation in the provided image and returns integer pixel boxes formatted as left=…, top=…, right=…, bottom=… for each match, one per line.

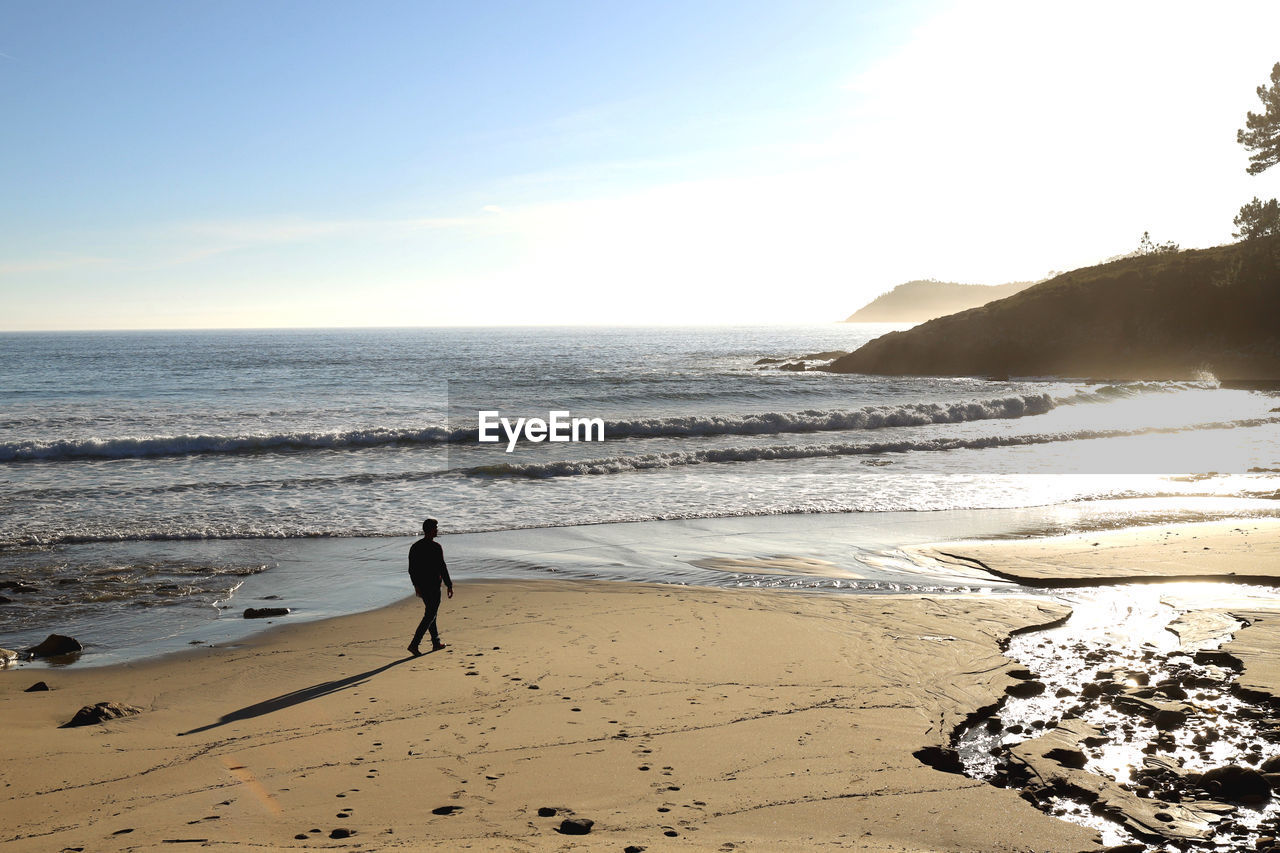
left=844, top=280, right=1035, bottom=322
left=827, top=235, right=1280, bottom=380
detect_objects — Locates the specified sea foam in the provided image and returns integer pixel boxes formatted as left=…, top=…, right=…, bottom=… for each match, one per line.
left=1, top=392, right=1072, bottom=462
left=466, top=416, right=1280, bottom=479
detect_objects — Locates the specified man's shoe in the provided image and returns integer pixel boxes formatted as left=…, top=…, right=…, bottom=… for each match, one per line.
left=408, top=645, right=422, bottom=657
left=431, top=642, right=446, bottom=652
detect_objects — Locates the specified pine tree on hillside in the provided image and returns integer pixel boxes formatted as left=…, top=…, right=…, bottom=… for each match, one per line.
left=1234, top=62, right=1280, bottom=240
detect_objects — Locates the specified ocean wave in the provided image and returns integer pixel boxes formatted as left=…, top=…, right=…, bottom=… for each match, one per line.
left=1, top=527, right=388, bottom=548
left=466, top=416, right=1280, bottom=479
left=602, top=393, right=1058, bottom=438
left=0, top=383, right=1227, bottom=464
left=3, top=467, right=460, bottom=502
left=1062, top=380, right=1220, bottom=403
left=0, top=393, right=1065, bottom=462
left=0, top=426, right=457, bottom=462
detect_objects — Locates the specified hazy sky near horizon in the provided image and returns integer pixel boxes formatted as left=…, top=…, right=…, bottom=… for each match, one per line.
left=3, top=1, right=1280, bottom=330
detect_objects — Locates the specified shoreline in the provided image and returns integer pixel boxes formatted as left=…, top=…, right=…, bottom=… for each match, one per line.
left=7, top=497, right=1280, bottom=669
left=916, top=517, right=1280, bottom=587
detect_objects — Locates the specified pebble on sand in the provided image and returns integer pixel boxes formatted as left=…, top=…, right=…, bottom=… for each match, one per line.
left=557, top=817, right=594, bottom=835
left=243, top=607, right=290, bottom=619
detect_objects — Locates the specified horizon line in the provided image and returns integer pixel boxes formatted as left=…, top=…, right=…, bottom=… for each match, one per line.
left=0, top=319, right=892, bottom=334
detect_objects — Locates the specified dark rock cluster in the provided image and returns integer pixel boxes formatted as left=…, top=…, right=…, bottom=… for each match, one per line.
left=753, top=351, right=848, bottom=371
left=953, top=623, right=1280, bottom=850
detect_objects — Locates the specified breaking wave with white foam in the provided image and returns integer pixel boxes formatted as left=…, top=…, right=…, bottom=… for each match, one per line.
left=1, top=392, right=1084, bottom=462
left=466, top=416, right=1280, bottom=479
left=0, top=426, right=457, bottom=462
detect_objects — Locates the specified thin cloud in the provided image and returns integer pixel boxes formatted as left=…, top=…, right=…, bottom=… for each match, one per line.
left=120, top=212, right=493, bottom=269
left=179, top=218, right=356, bottom=243
left=404, top=216, right=485, bottom=229
left=0, top=255, right=113, bottom=275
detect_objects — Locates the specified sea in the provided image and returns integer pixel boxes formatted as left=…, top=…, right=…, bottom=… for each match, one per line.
left=3, top=324, right=1280, bottom=663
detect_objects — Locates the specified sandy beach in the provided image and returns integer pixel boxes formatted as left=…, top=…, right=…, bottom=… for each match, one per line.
left=3, top=577, right=1092, bottom=852
left=7, top=518, right=1280, bottom=851
left=8, top=3, right=1280, bottom=850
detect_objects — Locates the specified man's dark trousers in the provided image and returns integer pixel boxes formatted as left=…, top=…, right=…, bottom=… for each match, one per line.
left=412, top=590, right=442, bottom=648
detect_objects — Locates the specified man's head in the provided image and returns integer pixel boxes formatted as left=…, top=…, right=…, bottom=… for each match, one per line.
left=423, top=518, right=439, bottom=537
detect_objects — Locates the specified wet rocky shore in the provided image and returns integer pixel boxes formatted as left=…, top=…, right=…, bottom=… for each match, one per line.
left=938, top=584, right=1280, bottom=851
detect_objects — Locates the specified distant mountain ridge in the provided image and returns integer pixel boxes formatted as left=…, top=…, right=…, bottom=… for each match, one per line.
left=827, top=235, right=1280, bottom=380
left=844, top=280, right=1037, bottom=323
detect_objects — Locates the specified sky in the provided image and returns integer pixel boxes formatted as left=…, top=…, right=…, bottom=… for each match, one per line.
left=3, top=0, right=1280, bottom=330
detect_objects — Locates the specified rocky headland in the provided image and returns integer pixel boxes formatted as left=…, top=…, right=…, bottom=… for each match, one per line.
left=844, top=279, right=1036, bottom=323
left=829, top=236, right=1280, bottom=380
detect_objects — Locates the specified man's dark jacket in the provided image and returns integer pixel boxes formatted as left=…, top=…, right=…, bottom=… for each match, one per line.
left=409, top=538, right=452, bottom=594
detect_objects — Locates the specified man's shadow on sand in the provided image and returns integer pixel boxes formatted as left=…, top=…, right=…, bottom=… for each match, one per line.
left=179, top=653, right=427, bottom=736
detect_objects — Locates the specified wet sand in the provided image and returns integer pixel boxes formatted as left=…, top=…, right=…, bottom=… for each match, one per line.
left=0, top=580, right=1094, bottom=852
left=919, top=518, right=1280, bottom=850
left=918, top=518, right=1280, bottom=586
left=917, top=518, right=1280, bottom=742
left=918, top=517, right=1280, bottom=729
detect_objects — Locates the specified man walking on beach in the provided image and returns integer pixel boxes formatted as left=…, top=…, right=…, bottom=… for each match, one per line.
left=408, top=518, right=454, bottom=655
